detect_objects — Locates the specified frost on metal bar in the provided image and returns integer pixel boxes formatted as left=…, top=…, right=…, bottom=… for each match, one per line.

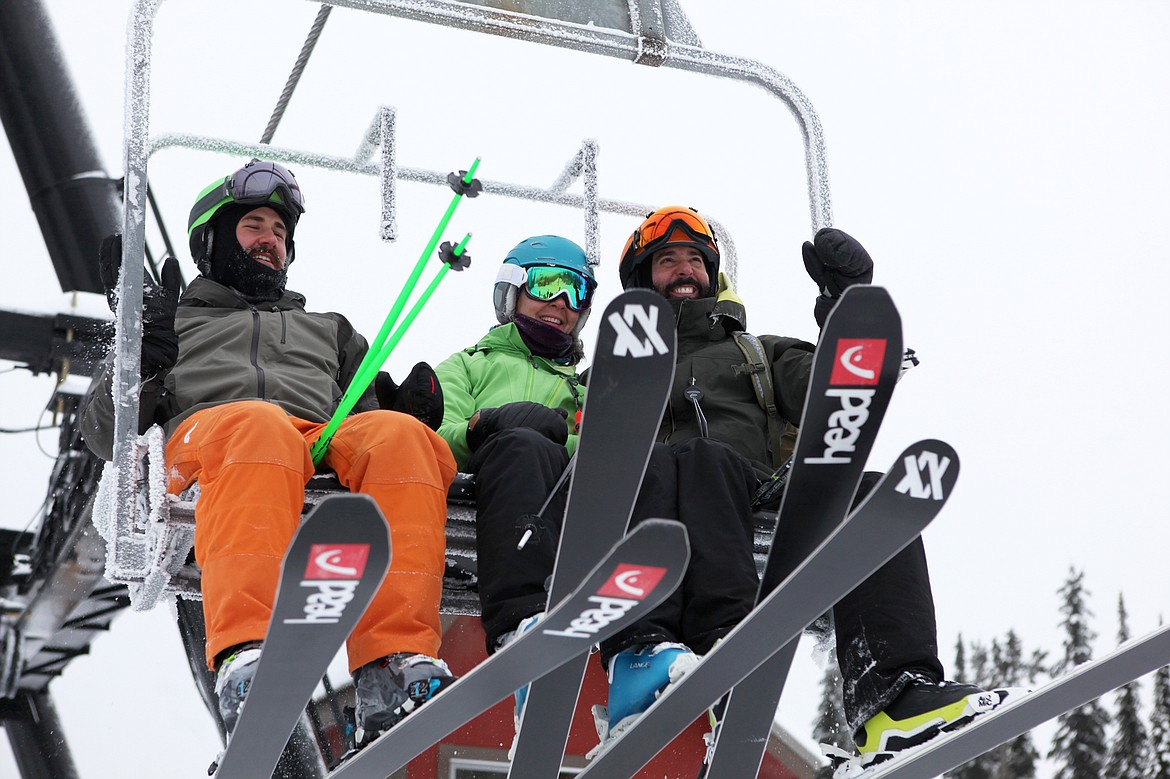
left=582, top=139, right=600, bottom=268
left=325, top=0, right=833, bottom=228
left=379, top=106, right=397, bottom=242
left=106, top=0, right=821, bottom=606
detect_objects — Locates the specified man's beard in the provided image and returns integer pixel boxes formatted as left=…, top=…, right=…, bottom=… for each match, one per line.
left=213, top=245, right=288, bottom=303
left=656, top=276, right=714, bottom=299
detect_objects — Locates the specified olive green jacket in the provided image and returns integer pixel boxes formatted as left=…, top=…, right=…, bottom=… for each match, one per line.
left=82, top=276, right=377, bottom=461
left=661, top=278, right=816, bottom=477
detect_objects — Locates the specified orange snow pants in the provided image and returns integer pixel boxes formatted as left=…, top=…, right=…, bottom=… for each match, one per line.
left=165, top=401, right=457, bottom=672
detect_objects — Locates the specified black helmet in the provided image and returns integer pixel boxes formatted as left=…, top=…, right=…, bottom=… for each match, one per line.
left=188, top=160, right=306, bottom=274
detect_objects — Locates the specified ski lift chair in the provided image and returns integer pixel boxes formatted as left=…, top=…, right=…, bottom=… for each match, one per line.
left=95, top=0, right=833, bottom=772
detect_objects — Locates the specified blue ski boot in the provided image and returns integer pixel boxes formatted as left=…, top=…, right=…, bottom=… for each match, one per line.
left=352, top=653, right=457, bottom=745
left=589, top=642, right=699, bottom=758
left=498, top=613, right=542, bottom=759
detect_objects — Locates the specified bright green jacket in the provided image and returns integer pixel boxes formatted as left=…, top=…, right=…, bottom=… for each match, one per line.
left=435, top=323, right=584, bottom=469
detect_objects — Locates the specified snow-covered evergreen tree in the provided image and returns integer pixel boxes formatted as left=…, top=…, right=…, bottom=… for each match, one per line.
left=1106, top=595, right=1148, bottom=778
left=1048, top=567, right=1110, bottom=779
left=995, top=630, right=1040, bottom=778
left=1149, top=625, right=1170, bottom=779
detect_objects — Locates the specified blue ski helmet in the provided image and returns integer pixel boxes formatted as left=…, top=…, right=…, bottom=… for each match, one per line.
left=493, top=236, right=596, bottom=336
left=188, top=160, right=306, bottom=275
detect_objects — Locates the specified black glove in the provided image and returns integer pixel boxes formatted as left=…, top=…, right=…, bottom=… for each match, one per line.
left=802, top=227, right=874, bottom=327
left=466, top=401, right=568, bottom=452
left=375, top=363, right=444, bottom=431
left=99, top=233, right=182, bottom=375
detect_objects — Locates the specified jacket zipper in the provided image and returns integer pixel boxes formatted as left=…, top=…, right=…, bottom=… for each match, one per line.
left=250, top=308, right=265, bottom=397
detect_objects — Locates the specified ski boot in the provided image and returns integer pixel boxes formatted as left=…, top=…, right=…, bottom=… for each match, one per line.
left=498, top=614, right=542, bottom=759
left=213, top=641, right=263, bottom=737
left=827, top=676, right=1026, bottom=775
left=351, top=653, right=457, bottom=745
left=588, top=642, right=699, bottom=759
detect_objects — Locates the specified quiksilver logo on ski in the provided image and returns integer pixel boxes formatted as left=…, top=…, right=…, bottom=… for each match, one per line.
left=803, top=388, right=874, bottom=465
left=284, top=544, right=370, bottom=625
left=895, top=450, right=951, bottom=500
left=609, top=304, right=669, bottom=358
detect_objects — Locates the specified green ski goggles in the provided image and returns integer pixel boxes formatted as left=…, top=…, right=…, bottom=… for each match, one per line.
left=497, top=264, right=596, bottom=311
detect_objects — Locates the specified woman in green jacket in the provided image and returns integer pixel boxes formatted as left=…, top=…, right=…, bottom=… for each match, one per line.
left=434, top=236, right=594, bottom=653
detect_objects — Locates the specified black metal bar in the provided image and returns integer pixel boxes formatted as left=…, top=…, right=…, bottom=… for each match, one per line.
left=0, top=689, right=80, bottom=779
left=0, top=0, right=120, bottom=294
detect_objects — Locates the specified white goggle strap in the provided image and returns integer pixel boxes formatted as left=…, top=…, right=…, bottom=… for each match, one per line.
left=495, top=263, right=529, bottom=288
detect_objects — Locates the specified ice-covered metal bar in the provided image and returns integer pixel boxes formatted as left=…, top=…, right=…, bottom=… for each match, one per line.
left=379, top=106, right=397, bottom=242
left=323, top=0, right=832, bottom=228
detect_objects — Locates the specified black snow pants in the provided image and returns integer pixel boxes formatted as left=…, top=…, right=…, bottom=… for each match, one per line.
left=469, top=429, right=944, bottom=730
left=834, top=471, right=945, bottom=732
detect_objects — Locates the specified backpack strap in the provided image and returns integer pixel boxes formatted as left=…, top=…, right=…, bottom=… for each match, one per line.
left=731, top=331, right=796, bottom=467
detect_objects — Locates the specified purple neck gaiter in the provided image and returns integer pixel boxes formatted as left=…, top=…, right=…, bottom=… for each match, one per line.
left=513, top=314, right=574, bottom=360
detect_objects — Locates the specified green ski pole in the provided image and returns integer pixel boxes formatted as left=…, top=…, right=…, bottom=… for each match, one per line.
left=345, top=233, right=472, bottom=413
left=310, top=163, right=481, bottom=466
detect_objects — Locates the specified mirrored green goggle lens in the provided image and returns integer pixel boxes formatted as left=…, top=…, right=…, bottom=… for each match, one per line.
left=523, top=266, right=594, bottom=311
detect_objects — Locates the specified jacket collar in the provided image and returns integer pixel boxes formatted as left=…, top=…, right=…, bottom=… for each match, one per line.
left=181, top=275, right=308, bottom=311
left=473, top=323, right=580, bottom=374
left=668, top=272, right=748, bottom=339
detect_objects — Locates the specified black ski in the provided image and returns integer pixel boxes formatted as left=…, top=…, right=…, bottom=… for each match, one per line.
left=837, top=623, right=1170, bottom=779
left=328, top=518, right=691, bottom=779
left=505, top=288, right=677, bottom=778
left=702, top=284, right=903, bottom=778
left=576, top=439, right=959, bottom=779
left=213, top=494, right=391, bottom=779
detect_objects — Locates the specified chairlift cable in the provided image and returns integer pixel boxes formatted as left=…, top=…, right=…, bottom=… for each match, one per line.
left=260, top=4, right=333, bottom=145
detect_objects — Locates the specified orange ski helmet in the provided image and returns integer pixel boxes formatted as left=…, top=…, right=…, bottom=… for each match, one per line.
left=619, top=205, right=719, bottom=290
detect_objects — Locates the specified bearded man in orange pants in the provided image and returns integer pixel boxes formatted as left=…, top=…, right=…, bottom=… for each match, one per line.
left=82, top=160, right=457, bottom=743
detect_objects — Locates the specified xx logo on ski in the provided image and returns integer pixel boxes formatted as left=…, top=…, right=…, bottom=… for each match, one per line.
left=803, top=389, right=875, bottom=466
left=608, top=304, right=669, bottom=358
left=895, top=451, right=952, bottom=500
left=284, top=543, right=371, bottom=625
left=829, top=338, right=887, bottom=386
left=306, top=544, right=370, bottom=578
left=596, top=564, right=668, bottom=599
left=543, top=561, right=670, bottom=639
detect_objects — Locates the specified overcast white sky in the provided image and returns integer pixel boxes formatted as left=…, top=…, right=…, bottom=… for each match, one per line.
left=1, top=1, right=1169, bottom=777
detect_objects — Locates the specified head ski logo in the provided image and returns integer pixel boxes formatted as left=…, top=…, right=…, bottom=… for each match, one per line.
left=305, top=544, right=370, bottom=579
left=895, top=450, right=952, bottom=500
left=285, top=544, right=370, bottom=625
left=609, top=304, right=669, bottom=358
left=829, top=339, right=887, bottom=386
left=542, top=563, right=669, bottom=639
left=803, top=388, right=875, bottom=465
left=596, top=564, right=668, bottom=600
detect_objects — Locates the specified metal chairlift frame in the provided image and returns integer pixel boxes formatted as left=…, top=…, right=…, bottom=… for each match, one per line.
left=103, top=0, right=834, bottom=609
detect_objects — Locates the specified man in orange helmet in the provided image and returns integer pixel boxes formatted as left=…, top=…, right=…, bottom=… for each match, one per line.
left=594, top=206, right=1014, bottom=766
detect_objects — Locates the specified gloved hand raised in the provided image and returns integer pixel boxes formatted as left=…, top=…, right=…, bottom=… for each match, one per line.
left=466, top=401, right=569, bottom=452
left=98, top=233, right=182, bottom=376
left=802, top=227, right=874, bottom=327
left=375, top=363, right=444, bottom=431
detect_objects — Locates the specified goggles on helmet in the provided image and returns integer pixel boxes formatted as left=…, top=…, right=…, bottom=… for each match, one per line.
left=189, top=161, right=305, bottom=236
left=496, top=263, right=596, bottom=311
left=629, top=206, right=718, bottom=261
